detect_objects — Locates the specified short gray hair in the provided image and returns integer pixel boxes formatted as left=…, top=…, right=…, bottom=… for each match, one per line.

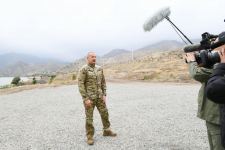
left=87, top=51, right=96, bottom=58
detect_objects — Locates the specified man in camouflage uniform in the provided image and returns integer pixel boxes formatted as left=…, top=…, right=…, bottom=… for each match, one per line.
left=186, top=53, right=225, bottom=150
left=78, top=52, right=117, bottom=145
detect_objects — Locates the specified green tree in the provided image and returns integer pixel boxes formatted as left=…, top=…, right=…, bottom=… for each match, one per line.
left=32, top=77, right=37, bottom=84
left=11, top=77, right=21, bottom=85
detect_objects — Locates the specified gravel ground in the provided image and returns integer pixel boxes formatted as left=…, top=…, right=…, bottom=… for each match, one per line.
left=0, top=82, right=209, bottom=150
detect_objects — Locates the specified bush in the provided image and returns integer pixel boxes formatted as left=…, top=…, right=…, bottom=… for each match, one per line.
left=143, top=73, right=156, bottom=80
left=11, top=77, right=21, bottom=85
left=72, top=74, right=76, bottom=80
left=49, top=75, right=56, bottom=84
left=143, top=75, right=151, bottom=80
left=32, top=77, right=37, bottom=84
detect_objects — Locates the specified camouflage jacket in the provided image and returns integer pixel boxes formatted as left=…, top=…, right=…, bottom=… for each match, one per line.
left=189, top=62, right=220, bottom=124
left=78, top=64, right=106, bottom=101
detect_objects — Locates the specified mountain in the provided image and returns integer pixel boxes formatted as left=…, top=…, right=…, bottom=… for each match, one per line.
left=103, top=49, right=130, bottom=58
left=57, top=40, right=186, bottom=74
left=48, top=39, right=195, bottom=84
left=100, top=40, right=185, bottom=64
left=0, top=53, right=65, bottom=68
left=137, top=40, right=184, bottom=53
left=0, top=53, right=68, bottom=77
left=54, top=49, right=191, bottom=83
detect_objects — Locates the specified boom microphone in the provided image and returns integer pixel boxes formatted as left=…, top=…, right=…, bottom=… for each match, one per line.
left=143, top=7, right=193, bottom=44
left=143, top=7, right=171, bottom=32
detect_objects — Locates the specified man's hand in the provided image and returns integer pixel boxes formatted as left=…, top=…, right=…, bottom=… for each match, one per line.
left=185, top=52, right=196, bottom=63
left=84, top=99, right=92, bottom=108
left=219, top=48, right=225, bottom=63
left=102, top=96, right=106, bottom=104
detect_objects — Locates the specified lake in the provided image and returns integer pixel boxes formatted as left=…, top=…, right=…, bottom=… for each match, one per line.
left=0, top=77, right=29, bottom=86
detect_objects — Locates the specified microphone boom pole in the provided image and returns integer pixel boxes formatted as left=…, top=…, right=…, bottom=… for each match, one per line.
left=143, top=7, right=193, bottom=45
left=165, top=16, right=193, bottom=44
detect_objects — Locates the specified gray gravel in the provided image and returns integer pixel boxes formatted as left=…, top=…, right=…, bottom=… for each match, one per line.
left=0, top=82, right=209, bottom=150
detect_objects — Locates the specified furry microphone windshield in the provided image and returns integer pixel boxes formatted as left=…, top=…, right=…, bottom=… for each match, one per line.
left=143, top=7, right=171, bottom=32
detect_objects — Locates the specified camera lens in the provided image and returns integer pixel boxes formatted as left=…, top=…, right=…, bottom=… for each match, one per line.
left=208, top=51, right=220, bottom=65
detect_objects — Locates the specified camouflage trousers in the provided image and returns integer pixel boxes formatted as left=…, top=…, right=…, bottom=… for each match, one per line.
left=83, top=98, right=110, bottom=137
left=206, top=121, right=225, bottom=150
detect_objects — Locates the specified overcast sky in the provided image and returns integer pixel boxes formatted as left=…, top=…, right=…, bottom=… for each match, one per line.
left=0, top=0, right=224, bottom=61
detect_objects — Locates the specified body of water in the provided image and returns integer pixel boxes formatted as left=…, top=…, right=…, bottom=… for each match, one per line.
left=0, top=77, right=29, bottom=86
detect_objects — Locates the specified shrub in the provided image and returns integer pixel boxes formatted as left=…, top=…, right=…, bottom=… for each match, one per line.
left=11, top=76, right=21, bottom=85
left=32, top=77, right=37, bottom=84
left=72, top=74, right=76, bottom=80
left=143, top=75, right=151, bottom=80
left=49, top=75, right=56, bottom=84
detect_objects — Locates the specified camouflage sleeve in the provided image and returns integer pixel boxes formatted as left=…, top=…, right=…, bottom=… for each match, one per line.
left=78, top=67, right=89, bottom=101
left=188, top=62, right=212, bottom=83
left=101, top=69, right=107, bottom=96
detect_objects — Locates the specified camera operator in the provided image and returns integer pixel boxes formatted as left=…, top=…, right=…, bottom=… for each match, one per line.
left=206, top=46, right=225, bottom=103
left=185, top=52, right=224, bottom=150
left=206, top=43, right=225, bottom=148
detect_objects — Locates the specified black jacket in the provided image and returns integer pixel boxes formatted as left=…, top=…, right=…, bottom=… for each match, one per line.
left=206, top=63, right=225, bottom=104
left=206, top=63, right=225, bottom=147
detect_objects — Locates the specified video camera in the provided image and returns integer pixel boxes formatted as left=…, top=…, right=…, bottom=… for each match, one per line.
left=183, top=31, right=225, bottom=68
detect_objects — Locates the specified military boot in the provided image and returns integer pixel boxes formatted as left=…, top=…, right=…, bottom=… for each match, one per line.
left=87, top=135, right=94, bottom=145
left=103, top=128, right=117, bottom=137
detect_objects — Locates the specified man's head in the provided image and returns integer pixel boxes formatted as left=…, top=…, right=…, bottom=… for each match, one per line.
left=87, top=51, right=96, bottom=65
left=213, top=32, right=225, bottom=63
left=214, top=32, right=225, bottom=51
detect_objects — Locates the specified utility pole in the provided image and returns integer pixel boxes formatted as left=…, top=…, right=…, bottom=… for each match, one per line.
left=132, top=49, right=134, bottom=62
left=102, top=58, right=105, bottom=68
